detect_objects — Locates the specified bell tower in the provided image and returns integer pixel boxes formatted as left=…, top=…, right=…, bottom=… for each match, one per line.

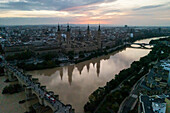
left=57, top=24, right=62, bottom=46
left=97, top=24, right=101, bottom=49
left=66, top=23, right=71, bottom=47
left=87, top=24, right=90, bottom=39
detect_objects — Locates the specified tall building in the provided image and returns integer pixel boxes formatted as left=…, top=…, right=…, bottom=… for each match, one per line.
left=66, top=24, right=71, bottom=47
left=57, top=24, right=62, bottom=45
left=87, top=24, right=91, bottom=39
left=97, top=24, right=102, bottom=49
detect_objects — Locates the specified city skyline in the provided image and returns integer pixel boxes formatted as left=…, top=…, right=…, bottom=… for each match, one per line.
left=0, top=0, right=170, bottom=26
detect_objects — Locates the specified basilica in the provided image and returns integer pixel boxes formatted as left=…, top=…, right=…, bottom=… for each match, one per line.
left=56, top=24, right=103, bottom=53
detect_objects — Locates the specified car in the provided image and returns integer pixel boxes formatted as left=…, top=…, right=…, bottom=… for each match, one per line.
left=45, top=93, right=51, bottom=98
left=50, top=97, right=56, bottom=102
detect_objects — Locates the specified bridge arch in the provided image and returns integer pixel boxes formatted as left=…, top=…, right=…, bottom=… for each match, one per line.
left=32, top=90, right=44, bottom=105
left=43, top=106, right=53, bottom=113
left=30, top=93, right=40, bottom=103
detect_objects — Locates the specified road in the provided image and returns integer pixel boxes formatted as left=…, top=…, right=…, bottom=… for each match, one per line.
left=118, top=70, right=150, bottom=113
left=94, top=66, right=145, bottom=113
left=94, top=70, right=136, bottom=113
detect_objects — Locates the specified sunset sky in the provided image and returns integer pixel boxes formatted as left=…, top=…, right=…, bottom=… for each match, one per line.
left=0, top=0, right=170, bottom=26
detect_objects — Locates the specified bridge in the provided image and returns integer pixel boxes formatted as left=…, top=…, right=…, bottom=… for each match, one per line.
left=1, top=56, right=74, bottom=113
left=132, top=43, right=152, bottom=46
left=128, top=43, right=154, bottom=49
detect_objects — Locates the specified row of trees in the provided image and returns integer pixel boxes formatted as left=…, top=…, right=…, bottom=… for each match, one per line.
left=6, top=50, right=35, bottom=61
left=14, top=45, right=125, bottom=71
left=17, top=60, right=59, bottom=71
left=84, top=37, right=170, bottom=113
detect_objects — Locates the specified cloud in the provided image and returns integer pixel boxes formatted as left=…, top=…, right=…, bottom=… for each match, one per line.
left=123, top=13, right=153, bottom=17
left=101, top=9, right=121, bottom=14
left=133, top=4, right=165, bottom=10
left=0, top=17, right=75, bottom=25
left=0, top=1, right=39, bottom=10
left=0, top=0, right=170, bottom=26
left=0, top=0, right=117, bottom=11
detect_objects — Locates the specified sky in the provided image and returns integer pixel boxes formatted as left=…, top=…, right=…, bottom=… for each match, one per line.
left=0, top=0, right=170, bottom=26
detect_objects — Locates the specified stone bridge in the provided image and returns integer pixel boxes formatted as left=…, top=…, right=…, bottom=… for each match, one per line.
left=129, top=43, right=154, bottom=49
left=132, top=43, right=153, bottom=46
left=2, top=57, right=74, bottom=113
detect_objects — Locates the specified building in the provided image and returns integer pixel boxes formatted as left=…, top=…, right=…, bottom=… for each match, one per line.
left=160, top=60, right=170, bottom=86
left=139, top=94, right=169, bottom=113
left=97, top=24, right=101, bottom=49
left=140, top=60, right=170, bottom=95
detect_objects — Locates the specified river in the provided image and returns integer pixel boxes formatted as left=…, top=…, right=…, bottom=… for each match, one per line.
left=0, top=37, right=163, bottom=113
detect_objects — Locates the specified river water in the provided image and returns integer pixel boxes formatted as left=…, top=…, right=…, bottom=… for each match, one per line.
left=0, top=37, right=163, bottom=113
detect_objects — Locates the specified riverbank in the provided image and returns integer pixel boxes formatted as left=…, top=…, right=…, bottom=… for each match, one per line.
left=84, top=37, right=170, bottom=113
left=17, top=35, right=168, bottom=71
left=17, top=44, right=127, bottom=71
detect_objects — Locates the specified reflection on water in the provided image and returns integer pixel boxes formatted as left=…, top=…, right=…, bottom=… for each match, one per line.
left=0, top=37, right=163, bottom=113
left=130, top=44, right=153, bottom=49
left=131, top=44, right=141, bottom=48
left=28, top=38, right=157, bottom=113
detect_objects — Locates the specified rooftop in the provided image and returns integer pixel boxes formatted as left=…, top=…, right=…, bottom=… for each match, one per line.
left=140, top=94, right=168, bottom=113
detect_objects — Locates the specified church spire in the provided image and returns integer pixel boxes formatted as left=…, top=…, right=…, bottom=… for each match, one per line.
left=67, top=23, right=70, bottom=32
left=97, top=24, right=101, bottom=49
left=98, top=24, right=101, bottom=31
left=87, top=24, right=91, bottom=39
left=57, top=23, right=61, bottom=46
left=66, top=23, right=71, bottom=46
left=87, top=24, right=90, bottom=31
left=58, top=23, right=60, bottom=31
